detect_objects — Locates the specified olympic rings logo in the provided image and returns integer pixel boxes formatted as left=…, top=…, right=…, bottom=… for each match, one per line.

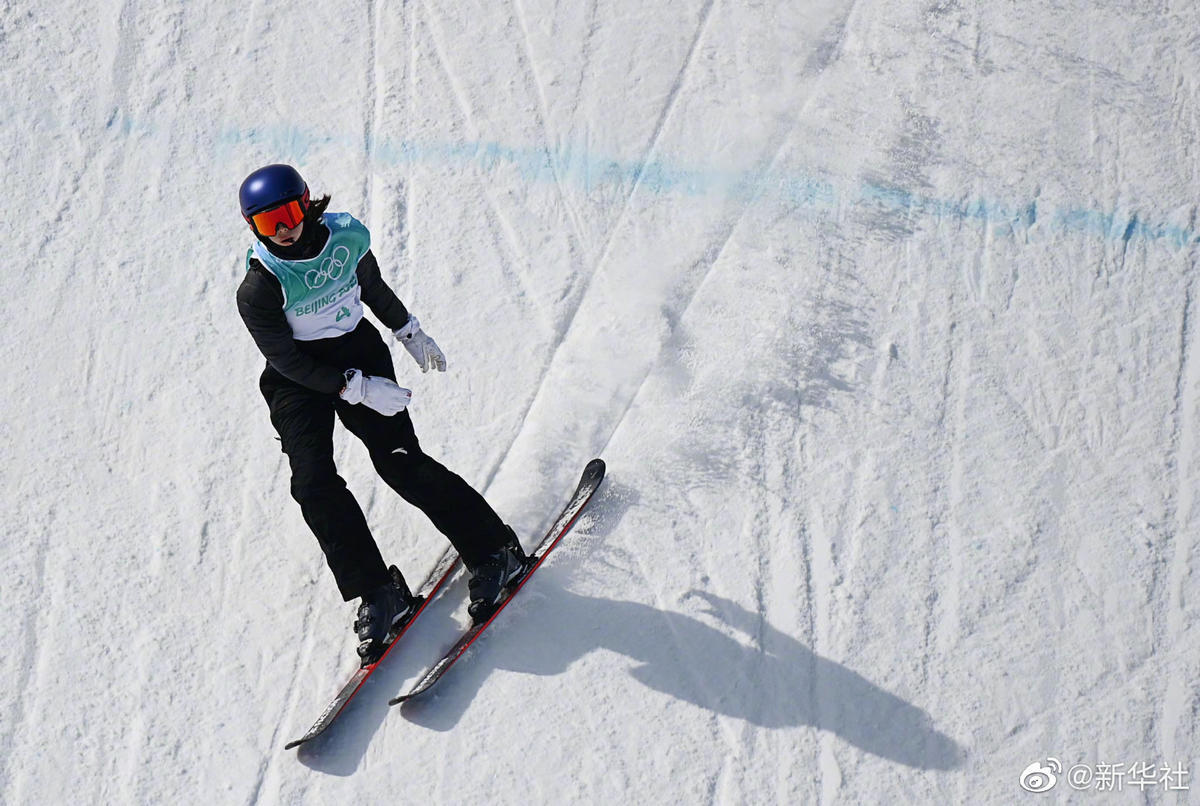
left=305, top=245, right=351, bottom=289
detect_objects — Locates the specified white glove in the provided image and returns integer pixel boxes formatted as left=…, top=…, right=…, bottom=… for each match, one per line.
left=393, top=315, right=447, bottom=373
left=339, top=369, right=412, bottom=416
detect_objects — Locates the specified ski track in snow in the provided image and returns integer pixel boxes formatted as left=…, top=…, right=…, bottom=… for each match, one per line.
left=471, top=0, right=722, bottom=499
left=509, top=0, right=589, bottom=252
left=5, top=0, right=1200, bottom=803
left=1162, top=265, right=1198, bottom=765
left=416, top=0, right=547, bottom=314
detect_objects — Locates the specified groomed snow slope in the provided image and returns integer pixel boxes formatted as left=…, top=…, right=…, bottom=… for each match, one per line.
left=2, top=0, right=1199, bottom=803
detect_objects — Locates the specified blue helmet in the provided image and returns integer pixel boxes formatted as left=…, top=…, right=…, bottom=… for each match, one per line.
left=239, top=164, right=309, bottom=218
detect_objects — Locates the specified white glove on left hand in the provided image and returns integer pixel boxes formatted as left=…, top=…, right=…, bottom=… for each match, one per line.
left=393, top=314, right=447, bottom=373
left=340, top=369, right=412, bottom=416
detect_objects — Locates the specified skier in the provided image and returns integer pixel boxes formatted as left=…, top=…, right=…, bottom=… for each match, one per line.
left=236, top=164, right=526, bottom=664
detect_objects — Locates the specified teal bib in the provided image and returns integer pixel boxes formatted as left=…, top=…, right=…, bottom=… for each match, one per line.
left=246, top=212, right=371, bottom=341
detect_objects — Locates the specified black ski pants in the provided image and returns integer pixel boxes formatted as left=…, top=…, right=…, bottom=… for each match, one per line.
left=259, top=322, right=509, bottom=601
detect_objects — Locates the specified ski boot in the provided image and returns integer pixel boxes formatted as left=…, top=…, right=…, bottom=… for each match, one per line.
left=354, top=566, right=418, bottom=666
left=466, top=526, right=529, bottom=624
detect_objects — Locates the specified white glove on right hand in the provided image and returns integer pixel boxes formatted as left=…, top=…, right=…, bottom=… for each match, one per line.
left=339, top=369, right=412, bottom=416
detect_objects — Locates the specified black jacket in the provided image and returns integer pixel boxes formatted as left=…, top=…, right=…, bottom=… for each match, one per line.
left=236, top=220, right=410, bottom=394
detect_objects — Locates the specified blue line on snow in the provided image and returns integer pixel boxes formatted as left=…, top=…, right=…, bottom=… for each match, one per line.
left=217, top=125, right=1199, bottom=249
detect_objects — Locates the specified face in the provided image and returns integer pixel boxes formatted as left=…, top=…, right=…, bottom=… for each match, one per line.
left=269, top=219, right=304, bottom=247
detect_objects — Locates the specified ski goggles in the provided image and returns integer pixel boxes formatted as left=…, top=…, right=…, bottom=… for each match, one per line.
left=245, top=192, right=309, bottom=236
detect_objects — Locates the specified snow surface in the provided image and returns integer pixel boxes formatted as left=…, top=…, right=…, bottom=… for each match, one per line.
left=3, top=0, right=1199, bottom=803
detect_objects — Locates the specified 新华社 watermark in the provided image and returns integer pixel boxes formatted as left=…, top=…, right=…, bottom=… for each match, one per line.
left=1020, top=758, right=1189, bottom=793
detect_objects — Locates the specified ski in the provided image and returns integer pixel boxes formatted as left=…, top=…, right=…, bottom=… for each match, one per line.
left=284, top=547, right=461, bottom=749
left=390, top=458, right=606, bottom=706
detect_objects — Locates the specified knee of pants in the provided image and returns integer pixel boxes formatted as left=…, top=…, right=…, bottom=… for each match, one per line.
left=289, top=469, right=347, bottom=505
left=394, top=451, right=442, bottom=485
left=369, top=440, right=424, bottom=470
left=371, top=450, right=444, bottom=498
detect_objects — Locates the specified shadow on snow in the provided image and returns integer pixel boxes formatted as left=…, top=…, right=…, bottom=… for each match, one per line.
left=297, top=571, right=961, bottom=776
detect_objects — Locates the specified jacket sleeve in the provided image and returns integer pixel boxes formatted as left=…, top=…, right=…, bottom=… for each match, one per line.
left=356, top=250, right=411, bottom=331
left=236, top=262, right=347, bottom=394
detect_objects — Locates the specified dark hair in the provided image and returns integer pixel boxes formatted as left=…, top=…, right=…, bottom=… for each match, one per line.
left=305, top=193, right=332, bottom=222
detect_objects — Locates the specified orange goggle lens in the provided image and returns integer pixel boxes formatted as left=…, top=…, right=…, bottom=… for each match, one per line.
left=247, top=199, right=306, bottom=236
